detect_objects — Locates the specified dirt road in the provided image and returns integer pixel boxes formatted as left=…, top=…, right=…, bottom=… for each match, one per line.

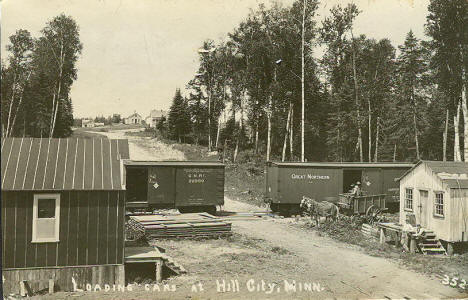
left=223, top=198, right=464, bottom=299
left=99, top=128, right=186, bottom=161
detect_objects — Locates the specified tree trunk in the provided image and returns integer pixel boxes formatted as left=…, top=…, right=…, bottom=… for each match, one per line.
left=282, top=101, right=292, bottom=162
left=207, top=88, right=212, bottom=152
left=462, top=68, right=467, bottom=162
left=215, top=116, right=221, bottom=149
left=374, top=117, right=379, bottom=162
left=255, top=122, right=259, bottom=154
left=443, top=109, right=449, bottom=161
left=50, top=41, right=65, bottom=137
left=413, top=112, right=420, bottom=160
left=368, top=99, right=372, bottom=162
left=351, top=31, right=363, bottom=162
left=301, top=0, right=306, bottom=162
left=290, top=107, right=294, bottom=160
left=454, top=101, right=461, bottom=161
left=267, top=113, right=271, bottom=161
left=6, top=73, right=18, bottom=137
left=393, top=143, right=397, bottom=162
left=9, top=71, right=32, bottom=137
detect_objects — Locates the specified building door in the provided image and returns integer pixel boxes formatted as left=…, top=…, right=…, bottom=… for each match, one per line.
left=342, top=170, right=362, bottom=193
left=361, top=169, right=382, bottom=195
left=418, top=190, right=428, bottom=227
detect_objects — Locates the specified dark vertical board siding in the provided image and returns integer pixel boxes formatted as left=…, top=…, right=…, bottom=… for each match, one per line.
left=63, top=139, right=78, bottom=190
left=102, top=139, right=112, bottom=190
left=74, top=139, right=85, bottom=190
left=13, top=138, right=32, bottom=190
left=94, top=139, right=103, bottom=190
left=25, top=193, right=35, bottom=267
left=67, top=192, right=79, bottom=266
left=57, top=192, right=70, bottom=266
left=4, top=193, right=16, bottom=268
left=77, top=191, right=89, bottom=265
left=33, top=139, right=50, bottom=189
left=116, top=191, right=124, bottom=264
left=23, top=139, right=40, bottom=189
left=110, top=140, right=121, bottom=189
left=84, top=140, right=94, bottom=189
left=98, top=192, right=109, bottom=264
left=14, top=195, right=27, bottom=268
left=87, top=191, right=99, bottom=265
left=2, top=193, right=8, bottom=268
left=35, top=244, right=47, bottom=268
left=54, top=139, right=67, bottom=189
left=43, top=139, right=59, bottom=189
left=3, top=138, right=22, bottom=189
left=46, top=242, right=57, bottom=267
left=107, top=192, right=117, bottom=264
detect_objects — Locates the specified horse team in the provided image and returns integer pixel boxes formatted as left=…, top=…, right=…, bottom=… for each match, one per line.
left=300, top=196, right=340, bottom=227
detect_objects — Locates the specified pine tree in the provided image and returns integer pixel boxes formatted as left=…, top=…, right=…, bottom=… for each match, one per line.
left=168, top=89, right=191, bottom=142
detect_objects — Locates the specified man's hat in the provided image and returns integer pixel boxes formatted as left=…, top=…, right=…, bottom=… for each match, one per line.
left=356, top=181, right=361, bottom=185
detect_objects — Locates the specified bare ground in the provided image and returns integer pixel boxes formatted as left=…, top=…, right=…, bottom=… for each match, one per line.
left=45, top=129, right=467, bottom=299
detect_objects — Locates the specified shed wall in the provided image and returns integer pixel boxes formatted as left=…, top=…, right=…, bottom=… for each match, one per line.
left=1, top=190, right=125, bottom=269
left=399, top=164, right=450, bottom=240
left=450, top=188, right=468, bottom=242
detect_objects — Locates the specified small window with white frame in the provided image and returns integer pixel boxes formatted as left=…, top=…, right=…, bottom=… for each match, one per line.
left=434, top=192, right=444, bottom=217
left=32, top=194, right=60, bottom=243
left=405, top=188, right=413, bottom=211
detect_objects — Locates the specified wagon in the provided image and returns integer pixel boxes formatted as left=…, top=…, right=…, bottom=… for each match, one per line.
left=337, top=193, right=387, bottom=223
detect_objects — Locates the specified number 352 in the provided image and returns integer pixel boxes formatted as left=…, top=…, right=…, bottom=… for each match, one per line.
left=442, top=275, right=466, bottom=289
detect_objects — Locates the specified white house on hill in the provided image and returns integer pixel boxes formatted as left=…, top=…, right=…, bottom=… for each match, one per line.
left=145, top=109, right=167, bottom=128
left=125, top=112, right=142, bottom=125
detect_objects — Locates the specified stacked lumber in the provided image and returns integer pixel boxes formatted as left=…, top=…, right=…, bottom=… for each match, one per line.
left=130, top=213, right=232, bottom=239
left=361, top=223, right=379, bottom=238
left=126, top=218, right=146, bottom=241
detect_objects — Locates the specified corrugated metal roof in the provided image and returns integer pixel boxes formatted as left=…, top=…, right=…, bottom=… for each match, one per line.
left=1, top=138, right=129, bottom=191
left=124, top=160, right=224, bottom=167
left=269, top=162, right=414, bottom=168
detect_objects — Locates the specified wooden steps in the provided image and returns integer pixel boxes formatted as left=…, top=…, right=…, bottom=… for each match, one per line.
left=417, top=231, right=447, bottom=255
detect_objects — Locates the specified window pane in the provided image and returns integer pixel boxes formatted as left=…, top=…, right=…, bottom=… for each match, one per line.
left=36, top=219, right=56, bottom=239
left=38, top=199, right=56, bottom=218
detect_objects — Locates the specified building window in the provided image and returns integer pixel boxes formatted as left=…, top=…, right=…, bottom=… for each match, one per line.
left=434, top=192, right=444, bottom=217
left=405, top=188, right=413, bottom=211
left=32, top=194, right=60, bottom=243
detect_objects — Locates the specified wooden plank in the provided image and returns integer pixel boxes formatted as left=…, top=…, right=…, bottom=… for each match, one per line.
left=87, top=191, right=99, bottom=265
left=23, top=138, right=40, bottom=190
left=35, top=243, right=47, bottom=268
left=4, top=193, right=16, bottom=268
left=78, top=191, right=89, bottom=265
left=74, top=139, right=85, bottom=190
left=46, top=242, right=57, bottom=267
left=57, top=191, right=70, bottom=266
left=53, top=139, right=67, bottom=189
left=116, top=191, right=124, bottom=264
left=67, top=191, right=79, bottom=266
left=1, top=138, right=14, bottom=185
left=98, top=192, right=109, bottom=264
left=14, top=195, right=27, bottom=268
left=107, top=192, right=117, bottom=264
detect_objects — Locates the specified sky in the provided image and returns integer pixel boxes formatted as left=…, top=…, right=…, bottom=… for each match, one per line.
left=1, top=0, right=429, bottom=118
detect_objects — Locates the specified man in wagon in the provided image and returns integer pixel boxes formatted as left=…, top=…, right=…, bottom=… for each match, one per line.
left=351, top=181, right=362, bottom=196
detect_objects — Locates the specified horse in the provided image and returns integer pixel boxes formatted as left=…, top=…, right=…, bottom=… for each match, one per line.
left=300, top=196, right=340, bottom=227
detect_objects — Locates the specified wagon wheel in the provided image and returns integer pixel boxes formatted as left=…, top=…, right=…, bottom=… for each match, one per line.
left=366, top=205, right=382, bottom=225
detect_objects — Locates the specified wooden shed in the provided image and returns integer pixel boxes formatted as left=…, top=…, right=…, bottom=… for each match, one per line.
left=1, top=137, right=129, bottom=295
left=399, top=161, right=468, bottom=253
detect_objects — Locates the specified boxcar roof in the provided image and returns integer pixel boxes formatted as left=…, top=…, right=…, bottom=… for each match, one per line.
left=268, top=162, right=414, bottom=168
left=399, top=160, right=468, bottom=189
left=1, top=137, right=129, bottom=191
left=124, top=160, right=224, bottom=167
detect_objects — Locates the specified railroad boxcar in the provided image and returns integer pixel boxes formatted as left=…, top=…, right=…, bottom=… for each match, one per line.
left=124, top=161, right=224, bottom=214
left=265, top=162, right=414, bottom=214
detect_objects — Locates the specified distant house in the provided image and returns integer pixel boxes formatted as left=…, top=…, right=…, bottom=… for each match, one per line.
left=82, top=118, right=95, bottom=128
left=125, top=112, right=142, bottom=125
left=145, top=109, right=167, bottom=128
left=399, top=161, right=468, bottom=254
left=94, top=122, right=105, bottom=127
